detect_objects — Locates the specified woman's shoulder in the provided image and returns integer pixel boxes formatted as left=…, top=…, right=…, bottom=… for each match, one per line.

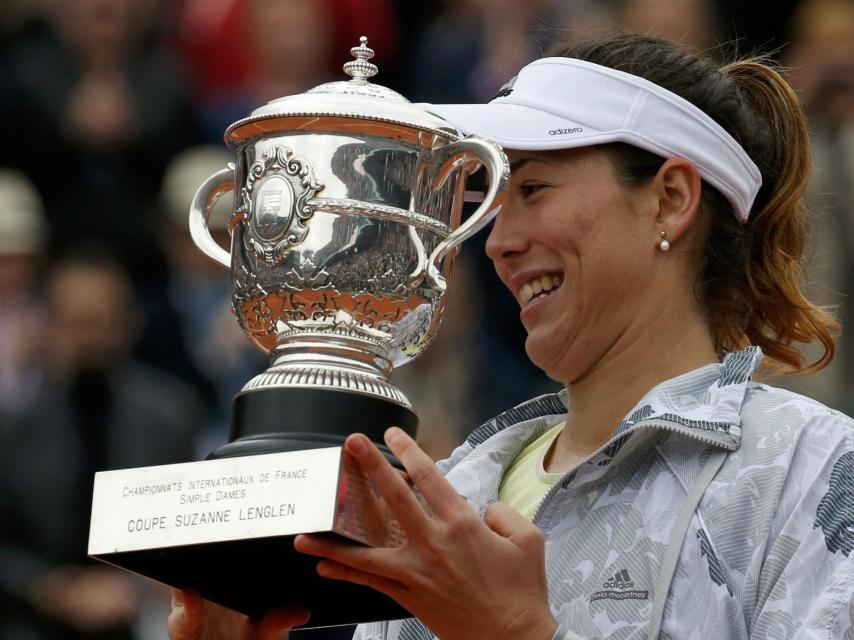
left=740, top=380, right=854, bottom=446
left=704, top=381, right=854, bottom=617
left=714, top=380, right=853, bottom=520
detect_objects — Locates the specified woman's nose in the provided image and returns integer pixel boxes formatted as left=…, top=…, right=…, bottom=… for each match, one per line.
left=484, top=201, right=528, bottom=262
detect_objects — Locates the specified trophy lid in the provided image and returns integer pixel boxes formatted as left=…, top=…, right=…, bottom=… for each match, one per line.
left=224, top=37, right=459, bottom=146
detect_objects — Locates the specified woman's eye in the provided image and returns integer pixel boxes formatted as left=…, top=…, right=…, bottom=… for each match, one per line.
left=519, top=183, right=546, bottom=198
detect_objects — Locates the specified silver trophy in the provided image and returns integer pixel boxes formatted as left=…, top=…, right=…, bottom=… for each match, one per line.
left=88, top=38, right=508, bottom=628
left=189, top=37, right=508, bottom=462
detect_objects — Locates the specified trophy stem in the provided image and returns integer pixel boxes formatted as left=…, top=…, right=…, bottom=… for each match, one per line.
left=250, top=329, right=409, bottom=406
left=207, top=329, right=418, bottom=467
left=207, top=387, right=417, bottom=467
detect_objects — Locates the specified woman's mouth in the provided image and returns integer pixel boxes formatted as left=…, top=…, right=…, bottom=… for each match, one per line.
left=518, top=273, right=563, bottom=307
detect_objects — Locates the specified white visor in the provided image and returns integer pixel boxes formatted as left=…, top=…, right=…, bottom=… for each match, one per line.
left=424, top=58, right=762, bottom=222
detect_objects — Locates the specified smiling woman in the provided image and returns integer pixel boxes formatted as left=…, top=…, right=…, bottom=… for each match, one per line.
left=167, top=34, right=854, bottom=640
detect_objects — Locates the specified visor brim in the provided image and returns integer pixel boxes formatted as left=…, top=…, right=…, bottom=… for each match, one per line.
left=423, top=102, right=616, bottom=150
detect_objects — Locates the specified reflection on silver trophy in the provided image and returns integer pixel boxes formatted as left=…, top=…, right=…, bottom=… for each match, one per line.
left=189, top=36, right=509, bottom=460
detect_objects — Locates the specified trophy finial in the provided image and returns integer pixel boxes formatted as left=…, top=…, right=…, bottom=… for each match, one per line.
left=343, top=36, right=378, bottom=83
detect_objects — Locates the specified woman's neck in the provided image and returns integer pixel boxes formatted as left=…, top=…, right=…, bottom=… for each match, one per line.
left=545, top=303, right=719, bottom=474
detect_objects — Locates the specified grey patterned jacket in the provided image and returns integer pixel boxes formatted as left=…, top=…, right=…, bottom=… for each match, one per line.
left=353, top=347, right=854, bottom=640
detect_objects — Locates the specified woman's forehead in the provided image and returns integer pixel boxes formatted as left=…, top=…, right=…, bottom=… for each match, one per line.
left=505, top=147, right=601, bottom=171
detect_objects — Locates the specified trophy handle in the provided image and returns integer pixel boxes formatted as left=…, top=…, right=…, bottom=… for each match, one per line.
left=189, top=166, right=235, bottom=267
left=426, top=136, right=509, bottom=292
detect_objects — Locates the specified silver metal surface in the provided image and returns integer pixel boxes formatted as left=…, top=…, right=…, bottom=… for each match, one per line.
left=342, top=36, right=379, bottom=83
left=189, top=38, right=509, bottom=407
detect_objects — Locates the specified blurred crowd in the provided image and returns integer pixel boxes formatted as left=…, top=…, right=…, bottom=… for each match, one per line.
left=0, top=0, right=852, bottom=639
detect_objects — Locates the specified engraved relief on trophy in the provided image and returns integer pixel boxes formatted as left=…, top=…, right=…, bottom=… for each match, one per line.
left=253, top=175, right=293, bottom=240
left=281, top=256, right=333, bottom=292
left=239, top=145, right=324, bottom=267
left=231, top=263, right=277, bottom=341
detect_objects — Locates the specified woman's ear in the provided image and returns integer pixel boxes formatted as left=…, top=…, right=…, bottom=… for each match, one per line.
left=652, top=158, right=702, bottom=242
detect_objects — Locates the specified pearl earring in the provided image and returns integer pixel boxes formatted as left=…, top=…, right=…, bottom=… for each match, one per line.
left=659, top=231, right=671, bottom=252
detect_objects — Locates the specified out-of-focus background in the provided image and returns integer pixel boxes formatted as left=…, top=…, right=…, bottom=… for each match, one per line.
left=0, top=0, right=851, bottom=638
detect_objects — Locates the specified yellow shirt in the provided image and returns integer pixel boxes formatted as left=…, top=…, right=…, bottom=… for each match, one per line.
left=498, top=422, right=565, bottom=520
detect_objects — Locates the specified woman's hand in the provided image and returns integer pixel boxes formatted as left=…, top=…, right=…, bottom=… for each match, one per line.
left=294, top=428, right=558, bottom=640
left=167, top=589, right=308, bottom=640
left=31, top=565, right=139, bottom=633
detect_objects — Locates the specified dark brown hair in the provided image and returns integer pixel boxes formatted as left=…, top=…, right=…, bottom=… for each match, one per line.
left=547, top=34, right=839, bottom=373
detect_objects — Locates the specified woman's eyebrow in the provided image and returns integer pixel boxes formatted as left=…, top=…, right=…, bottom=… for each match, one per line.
left=509, top=155, right=560, bottom=173
left=509, top=158, right=531, bottom=173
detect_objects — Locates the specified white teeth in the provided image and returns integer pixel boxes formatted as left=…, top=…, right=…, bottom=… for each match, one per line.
left=519, top=274, right=562, bottom=305
left=521, top=283, right=534, bottom=302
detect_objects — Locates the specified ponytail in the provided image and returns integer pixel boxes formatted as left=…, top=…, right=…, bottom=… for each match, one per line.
left=721, top=60, right=838, bottom=372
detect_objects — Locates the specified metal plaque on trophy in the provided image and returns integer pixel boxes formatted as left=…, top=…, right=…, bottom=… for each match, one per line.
left=88, top=37, right=508, bottom=629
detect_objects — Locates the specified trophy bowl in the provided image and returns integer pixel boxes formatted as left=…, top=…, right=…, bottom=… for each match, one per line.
left=189, top=38, right=509, bottom=463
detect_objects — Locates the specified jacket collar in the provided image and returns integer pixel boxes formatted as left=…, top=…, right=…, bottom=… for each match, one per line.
left=465, top=347, right=761, bottom=451
left=445, top=347, right=763, bottom=497
left=610, top=346, right=763, bottom=450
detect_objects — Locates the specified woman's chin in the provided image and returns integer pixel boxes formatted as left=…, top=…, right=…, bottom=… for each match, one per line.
left=524, top=335, right=564, bottom=379
left=525, top=331, right=593, bottom=384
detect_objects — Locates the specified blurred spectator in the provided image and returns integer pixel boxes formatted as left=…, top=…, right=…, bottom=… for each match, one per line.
left=168, top=0, right=400, bottom=141
left=160, top=145, right=266, bottom=452
left=782, top=0, right=854, bottom=413
left=716, top=0, right=802, bottom=59
left=4, top=0, right=198, bottom=284
left=0, top=0, right=49, bottom=49
left=787, top=0, right=854, bottom=129
left=2, top=0, right=216, bottom=410
left=409, top=0, right=545, bottom=104
left=616, top=0, right=721, bottom=52
left=0, top=249, right=200, bottom=640
left=407, top=0, right=615, bottom=103
left=0, top=170, right=47, bottom=416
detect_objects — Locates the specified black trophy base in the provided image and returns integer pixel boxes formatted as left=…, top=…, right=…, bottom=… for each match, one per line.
left=96, top=533, right=409, bottom=629
left=177, top=385, right=418, bottom=628
left=208, top=387, right=419, bottom=469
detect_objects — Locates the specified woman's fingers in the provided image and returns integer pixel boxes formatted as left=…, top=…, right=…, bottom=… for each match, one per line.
left=255, top=608, right=310, bottom=640
left=483, top=502, right=546, bottom=554
left=483, top=501, right=535, bottom=536
left=167, top=588, right=306, bottom=640
left=379, top=428, right=470, bottom=520
left=294, top=534, right=404, bottom=581
left=167, top=589, right=203, bottom=640
left=315, top=559, right=407, bottom=601
left=345, top=432, right=432, bottom=535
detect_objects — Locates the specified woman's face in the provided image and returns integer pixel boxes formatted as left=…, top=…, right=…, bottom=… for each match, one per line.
left=485, top=147, right=661, bottom=383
